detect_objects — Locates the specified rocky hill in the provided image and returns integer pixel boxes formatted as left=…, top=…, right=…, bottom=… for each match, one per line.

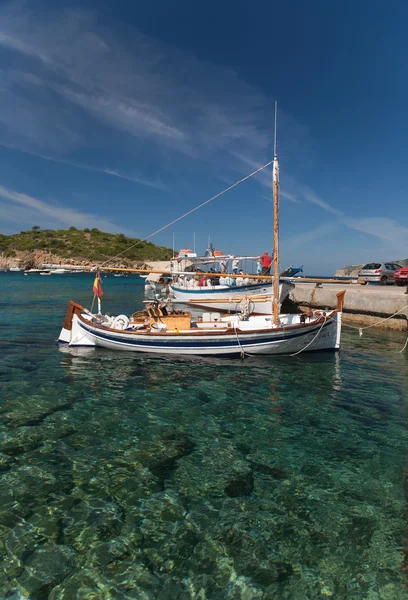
left=336, top=258, right=408, bottom=277
left=0, top=227, right=173, bottom=269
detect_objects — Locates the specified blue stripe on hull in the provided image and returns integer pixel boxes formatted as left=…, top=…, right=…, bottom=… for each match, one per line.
left=171, top=283, right=271, bottom=295
left=79, top=320, right=334, bottom=349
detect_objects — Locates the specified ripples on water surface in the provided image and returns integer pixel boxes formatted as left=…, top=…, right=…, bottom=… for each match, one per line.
left=0, top=273, right=407, bottom=599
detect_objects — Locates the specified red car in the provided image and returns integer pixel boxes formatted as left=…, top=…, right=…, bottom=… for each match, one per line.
left=394, top=266, right=408, bottom=286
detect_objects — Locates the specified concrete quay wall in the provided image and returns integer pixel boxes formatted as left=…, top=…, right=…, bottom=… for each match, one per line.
left=288, top=283, right=408, bottom=331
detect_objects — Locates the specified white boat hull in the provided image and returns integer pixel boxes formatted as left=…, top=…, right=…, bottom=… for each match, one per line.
left=170, top=282, right=293, bottom=314
left=59, top=303, right=342, bottom=357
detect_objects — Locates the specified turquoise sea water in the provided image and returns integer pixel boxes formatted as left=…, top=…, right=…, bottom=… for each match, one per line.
left=0, top=272, right=407, bottom=599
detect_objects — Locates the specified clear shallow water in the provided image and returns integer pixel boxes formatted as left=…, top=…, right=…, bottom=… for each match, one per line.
left=0, top=272, right=407, bottom=599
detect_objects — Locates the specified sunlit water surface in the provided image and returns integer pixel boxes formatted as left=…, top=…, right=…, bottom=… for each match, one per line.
left=0, top=273, right=407, bottom=599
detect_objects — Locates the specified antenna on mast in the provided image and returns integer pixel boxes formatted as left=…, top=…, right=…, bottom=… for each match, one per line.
left=273, top=100, right=278, bottom=159
left=272, top=101, right=280, bottom=325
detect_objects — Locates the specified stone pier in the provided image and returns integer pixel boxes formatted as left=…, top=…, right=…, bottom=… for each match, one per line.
left=286, top=283, right=408, bottom=331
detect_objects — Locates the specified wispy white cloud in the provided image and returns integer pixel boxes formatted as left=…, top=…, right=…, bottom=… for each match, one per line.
left=342, top=217, right=408, bottom=252
left=0, top=3, right=276, bottom=164
left=280, top=202, right=408, bottom=259
left=103, top=168, right=166, bottom=191
left=234, top=152, right=300, bottom=202
left=0, top=201, right=42, bottom=226
left=0, top=142, right=166, bottom=190
left=0, top=183, right=126, bottom=232
left=302, top=187, right=343, bottom=216
left=0, top=31, right=50, bottom=63
left=281, top=190, right=301, bottom=203
left=232, top=152, right=271, bottom=187
left=282, top=222, right=338, bottom=250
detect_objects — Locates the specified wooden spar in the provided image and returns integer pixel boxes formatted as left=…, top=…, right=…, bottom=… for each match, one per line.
left=85, top=266, right=355, bottom=283
left=187, top=296, right=271, bottom=304
left=272, top=101, right=280, bottom=324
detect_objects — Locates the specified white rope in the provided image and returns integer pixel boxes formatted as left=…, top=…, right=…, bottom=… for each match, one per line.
left=289, top=315, right=327, bottom=357
left=340, top=304, right=408, bottom=335
left=400, top=336, right=408, bottom=354
left=328, top=307, right=408, bottom=353
left=233, top=324, right=250, bottom=358
left=234, top=313, right=328, bottom=359
left=100, top=159, right=274, bottom=267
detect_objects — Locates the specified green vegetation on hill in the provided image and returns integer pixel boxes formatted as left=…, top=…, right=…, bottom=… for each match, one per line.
left=0, top=227, right=173, bottom=262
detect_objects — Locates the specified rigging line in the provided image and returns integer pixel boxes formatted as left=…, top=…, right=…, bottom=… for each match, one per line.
left=100, top=159, right=274, bottom=267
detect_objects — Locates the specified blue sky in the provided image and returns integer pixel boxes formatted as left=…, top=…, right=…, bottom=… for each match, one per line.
left=0, top=0, right=407, bottom=273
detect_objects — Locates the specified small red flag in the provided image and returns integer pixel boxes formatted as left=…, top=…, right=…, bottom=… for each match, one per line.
left=92, top=272, right=103, bottom=297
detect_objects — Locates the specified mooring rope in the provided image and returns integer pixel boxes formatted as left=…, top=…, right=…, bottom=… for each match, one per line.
left=327, top=305, right=408, bottom=353
left=99, top=159, right=274, bottom=267
left=399, top=336, right=408, bottom=354
left=339, top=304, right=408, bottom=337
left=289, top=315, right=328, bottom=357
left=233, top=323, right=251, bottom=359
left=234, top=313, right=329, bottom=359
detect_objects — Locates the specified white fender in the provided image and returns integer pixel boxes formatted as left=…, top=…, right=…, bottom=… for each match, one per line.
left=151, top=322, right=167, bottom=331
left=112, top=315, right=130, bottom=330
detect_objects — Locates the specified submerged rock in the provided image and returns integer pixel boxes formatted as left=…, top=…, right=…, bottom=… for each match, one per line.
left=62, top=499, right=123, bottom=553
left=27, top=506, right=62, bottom=540
left=0, top=506, right=24, bottom=532
left=0, top=452, right=15, bottom=472
left=0, top=464, right=59, bottom=504
left=50, top=561, right=162, bottom=599
left=106, top=463, right=164, bottom=505
left=0, top=554, right=24, bottom=587
left=197, top=391, right=212, bottom=404
left=0, top=428, right=46, bottom=456
left=88, top=538, right=129, bottom=567
left=47, top=570, right=112, bottom=599
left=173, top=442, right=253, bottom=498
left=107, top=558, right=161, bottom=596
left=220, top=524, right=279, bottom=586
left=0, top=422, right=76, bottom=456
left=139, top=491, right=187, bottom=523
left=122, top=431, right=195, bottom=482
left=18, top=543, right=76, bottom=597
left=5, top=522, right=46, bottom=561
left=225, top=576, right=264, bottom=599
left=1, top=395, right=74, bottom=428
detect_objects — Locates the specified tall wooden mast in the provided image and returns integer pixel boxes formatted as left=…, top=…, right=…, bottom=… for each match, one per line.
left=272, top=101, right=280, bottom=324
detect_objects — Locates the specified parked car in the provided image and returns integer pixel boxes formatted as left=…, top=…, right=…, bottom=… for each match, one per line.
left=358, top=262, right=402, bottom=285
left=394, top=266, right=408, bottom=286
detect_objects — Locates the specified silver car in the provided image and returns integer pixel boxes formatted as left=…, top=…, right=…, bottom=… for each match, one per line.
left=358, top=262, right=402, bottom=285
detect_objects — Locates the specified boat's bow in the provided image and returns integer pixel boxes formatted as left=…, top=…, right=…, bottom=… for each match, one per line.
left=59, top=301, right=95, bottom=346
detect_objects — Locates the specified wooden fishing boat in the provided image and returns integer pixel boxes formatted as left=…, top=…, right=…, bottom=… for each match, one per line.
left=59, top=294, right=344, bottom=356
left=58, top=103, right=345, bottom=357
